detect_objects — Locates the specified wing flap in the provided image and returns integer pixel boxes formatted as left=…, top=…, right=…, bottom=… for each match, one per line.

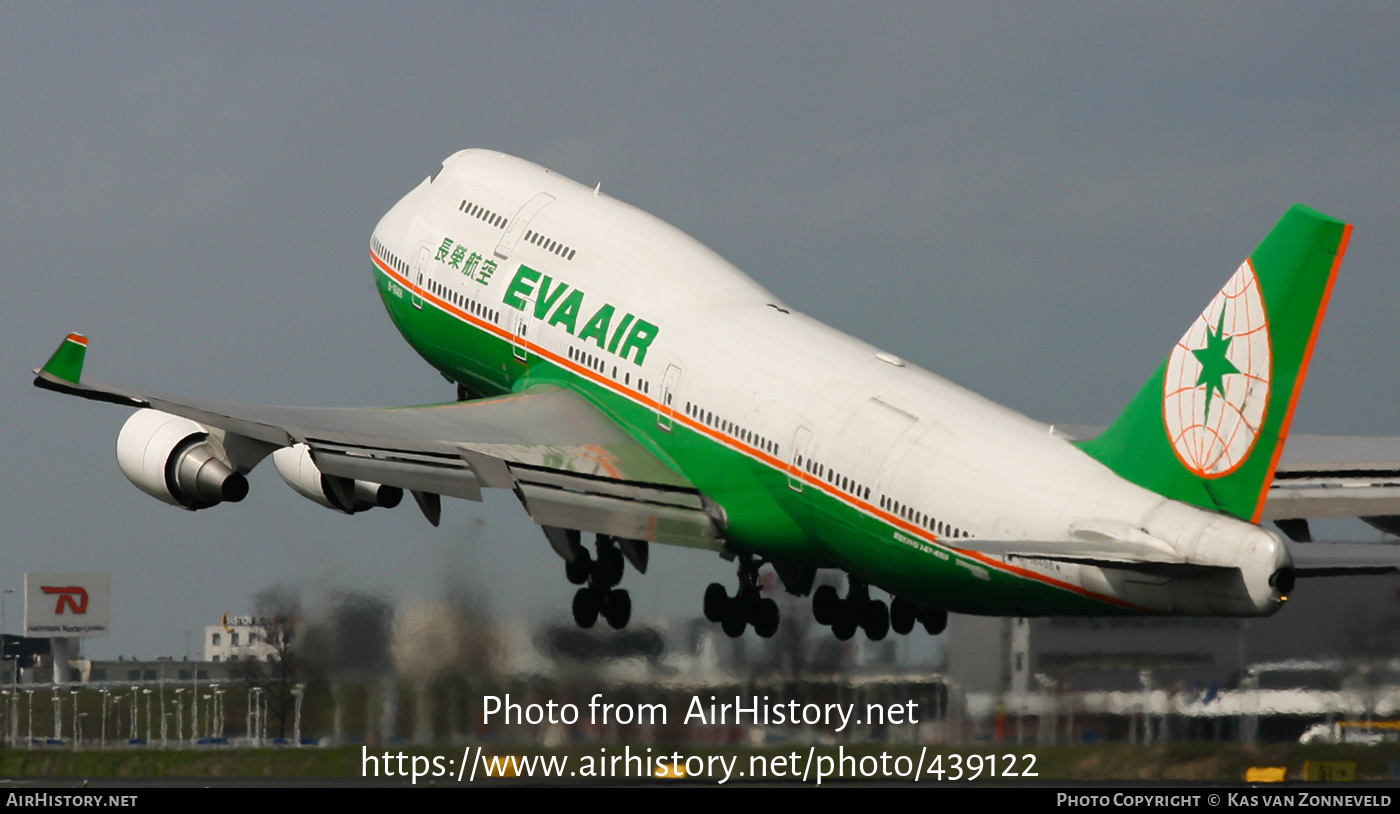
left=517, top=482, right=721, bottom=550
left=512, top=466, right=705, bottom=510
left=309, top=444, right=483, bottom=502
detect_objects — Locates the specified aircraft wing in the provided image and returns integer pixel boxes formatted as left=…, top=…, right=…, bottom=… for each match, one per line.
left=33, top=334, right=720, bottom=549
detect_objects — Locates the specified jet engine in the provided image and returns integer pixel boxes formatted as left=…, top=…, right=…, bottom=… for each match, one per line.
left=272, top=443, right=402, bottom=514
left=115, top=409, right=248, bottom=510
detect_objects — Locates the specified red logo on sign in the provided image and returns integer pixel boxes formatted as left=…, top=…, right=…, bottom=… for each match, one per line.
left=41, top=586, right=89, bottom=614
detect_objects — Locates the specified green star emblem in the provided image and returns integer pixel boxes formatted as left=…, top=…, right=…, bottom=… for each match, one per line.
left=1192, top=307, right=1240, bottom=420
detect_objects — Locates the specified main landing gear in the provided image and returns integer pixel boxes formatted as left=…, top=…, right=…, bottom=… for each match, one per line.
left=545, top=528, right=645, bottom=630
left=812, top=579, right=948, bottom=640
left=812, top=578, right=886, bottom=641
left=569, top=535, right=632, bottom=630
left=703, top=553, right=780, bottom=639
left=889, top=596, right=948, bottom=636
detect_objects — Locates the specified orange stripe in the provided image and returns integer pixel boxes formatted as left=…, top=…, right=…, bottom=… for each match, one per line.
left=66, top=333, right=88, bottom=346
left=374, top=250, right=1142, bottom=611
left=1250, top=223, right=1352, bottom=524
left=957, top=550, right=1146, bottom=611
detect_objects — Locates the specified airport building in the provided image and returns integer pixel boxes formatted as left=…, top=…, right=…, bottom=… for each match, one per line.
left=204, top=616, right=282, bottom=664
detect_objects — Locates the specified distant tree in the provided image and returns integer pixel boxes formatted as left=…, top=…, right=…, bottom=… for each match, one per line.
left=232, top=584, right=303, bottom=740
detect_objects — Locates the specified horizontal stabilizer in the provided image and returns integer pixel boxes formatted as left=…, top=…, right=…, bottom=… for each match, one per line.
left=1285, top=541, right=1400, bottom=577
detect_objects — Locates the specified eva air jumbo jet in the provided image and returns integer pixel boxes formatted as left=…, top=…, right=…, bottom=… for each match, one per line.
left=34, top=149, right=1400, bottom=641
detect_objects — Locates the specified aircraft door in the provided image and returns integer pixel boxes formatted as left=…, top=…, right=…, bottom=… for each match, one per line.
left=495, top=193, right=554, bottom=261
left=512, top=284, right=535, bottom=363
left=658, top=364, right=682, bottom=430
left=412, top=245, right=430, bottom=309
left=828, top=398, right=918, bottom=494
left=788, top=425, right=814, bottom=492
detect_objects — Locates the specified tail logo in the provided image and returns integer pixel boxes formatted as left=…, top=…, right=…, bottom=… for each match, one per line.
left=1163, top=260, right=1272, bottom=477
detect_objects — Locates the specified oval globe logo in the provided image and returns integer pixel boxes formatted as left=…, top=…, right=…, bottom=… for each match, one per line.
left=1163, top=260, right=1272, bottom=477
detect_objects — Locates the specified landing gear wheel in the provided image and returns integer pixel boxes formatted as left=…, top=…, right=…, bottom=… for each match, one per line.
left=752, top=598, right=780, bottom=638
left=602, top=589, right=632, bottom=629
left=565, top=550, right=593, bottom=585
left=862, top=599, right=890, bottom=641
left=703, top=583, right=728, bottom=622
left=921, top=608, right=948, bottom=635
left=832, top=619, right=857, bottom=641
left=890, top=598, right=917, bottom=635
left=812, top=584, right=839, bottom=626
left=572, top=588, right=598, bottom=628
left=596, top=546, right=625, bottom=588
left=721, top=604, right=748, bottom=638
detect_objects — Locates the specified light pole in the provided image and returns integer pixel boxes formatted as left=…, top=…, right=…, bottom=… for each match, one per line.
left=70, top=690, right=80, bottom=750
left=142, top=689, right=152, bottom=744
left=173, top=688, right=185, bottom=748
left=211, top=685, right=224, bottom=740
left=292, top=684, right=305, bottom=746
left=99, top=689, right=110, bottom=749
left=51, top=687, right=61, bottom=743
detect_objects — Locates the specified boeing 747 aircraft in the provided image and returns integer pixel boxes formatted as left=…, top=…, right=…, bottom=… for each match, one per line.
left=34, top=149, right=1400, bottom=641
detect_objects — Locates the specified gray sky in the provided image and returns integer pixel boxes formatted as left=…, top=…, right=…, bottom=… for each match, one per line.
left=5, top=4, right=1400, bottom=659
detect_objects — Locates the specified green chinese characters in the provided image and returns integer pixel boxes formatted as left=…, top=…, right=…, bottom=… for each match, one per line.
left=434, top=237, right=496, bottom=285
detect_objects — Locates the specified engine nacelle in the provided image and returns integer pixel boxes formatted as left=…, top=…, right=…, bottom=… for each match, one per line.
left=116, top=409, right=248, bottom=510
left=272, top=443, right=402, bottom=514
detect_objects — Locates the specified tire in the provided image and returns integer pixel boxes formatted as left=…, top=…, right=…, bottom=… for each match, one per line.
left=703, top=583, right=728, bottom=622
left=565, top=551, right=592, bottom=585
left=721, top=604, right=747, bottom=638
left=752, top=598, right=780, bottom=638
left=572, top=587, right=598, bottom=628
left=921, top=608, right=948, bottom=636
left=862, top=599, right=889, bottom=641
left=603, top=589, right=632, bottom=629
left=595, top=546, right=625, bottom=588
left=890, top=597, right=917, bottom=635
left=832, top=619, right=857, bottom=641
left=812, top=584, right=839, bottom=626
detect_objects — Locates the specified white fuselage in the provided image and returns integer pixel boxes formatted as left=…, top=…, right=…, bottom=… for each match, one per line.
left=371, top=149, right=1290, bottom=617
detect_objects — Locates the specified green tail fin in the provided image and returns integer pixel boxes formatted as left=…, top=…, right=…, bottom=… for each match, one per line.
left=1077, top=206, right=1352, bottom=523
left=38, top=333, right=89, bottom=384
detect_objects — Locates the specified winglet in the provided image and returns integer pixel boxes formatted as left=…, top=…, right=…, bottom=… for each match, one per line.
left=38, top=333, right=89, bottom=385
